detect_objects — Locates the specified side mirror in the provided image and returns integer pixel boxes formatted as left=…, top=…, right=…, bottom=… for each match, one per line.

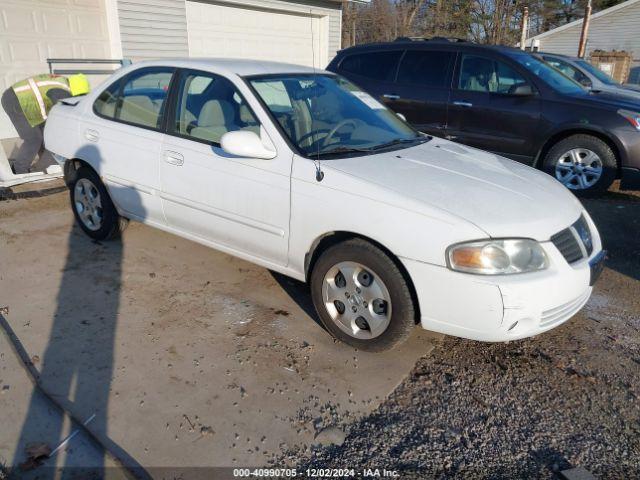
left=580, top=78, right=592, bottom=88
left=396, top=112, right=407, bottom=122
left=221, top=129, right=276, bottom=160
left=511, top=84, right=534, bottom=96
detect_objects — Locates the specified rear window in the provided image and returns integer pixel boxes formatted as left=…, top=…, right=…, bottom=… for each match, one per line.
left=397, top=50, right=454, bottom=87
left=93, top=68, right=174, bottom=130
left=339, top=51, right=402, bottom=82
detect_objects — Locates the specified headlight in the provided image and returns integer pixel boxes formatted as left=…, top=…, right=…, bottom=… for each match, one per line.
left=618, top=109, right=640, bottom=131
left=447, top=239, right=549, bottom=275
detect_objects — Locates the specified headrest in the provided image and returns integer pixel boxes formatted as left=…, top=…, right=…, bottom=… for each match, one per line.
left=198, top=100, right=232, bottom=127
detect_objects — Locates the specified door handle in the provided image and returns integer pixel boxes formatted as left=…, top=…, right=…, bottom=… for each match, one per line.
left=85, top=129, right=99, bottom=142
left=382, top=94, right=401, bottom=100
left=164, top=151, right=184, bottom=166
left=453, top=101, right=473, bottom=108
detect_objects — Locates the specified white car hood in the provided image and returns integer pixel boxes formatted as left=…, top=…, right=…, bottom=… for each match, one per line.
left=325, top=137, right=584, bottom=241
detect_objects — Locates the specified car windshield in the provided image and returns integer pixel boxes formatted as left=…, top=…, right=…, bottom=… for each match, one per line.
left=576, top=59, right=620, bottom=86
left=248, top=74, right=425, bottom=157
left=508, top=53, right=586, bottom=95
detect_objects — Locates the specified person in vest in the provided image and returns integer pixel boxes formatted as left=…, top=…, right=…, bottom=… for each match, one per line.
left=1, top=73, right=90, bottom=174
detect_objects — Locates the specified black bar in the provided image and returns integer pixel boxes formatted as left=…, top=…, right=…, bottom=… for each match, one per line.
left=47, top=58, right=124, bottom=64
left=52, top=69, right=120, bottom=75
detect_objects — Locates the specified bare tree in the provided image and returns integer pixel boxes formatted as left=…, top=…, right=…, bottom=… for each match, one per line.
left=340, top=0, right=625, bottom=48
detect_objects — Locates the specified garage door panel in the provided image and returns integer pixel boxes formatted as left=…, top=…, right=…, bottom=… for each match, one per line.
left=3, top=8, right=39, bottom=34
left=42, top=12, right=74, bottom=34
left=187, top=1, right=325, bottom=68
left=45, top=42, right=76, bottom=59
left=8, top=42, right=42, bottom=63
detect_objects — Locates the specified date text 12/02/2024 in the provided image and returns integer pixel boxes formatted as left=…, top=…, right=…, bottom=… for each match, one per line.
left=233, top=468, right=400, bottom=477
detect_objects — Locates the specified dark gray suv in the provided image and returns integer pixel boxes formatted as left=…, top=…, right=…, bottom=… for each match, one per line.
left=327, top=38, right=640, bottom=195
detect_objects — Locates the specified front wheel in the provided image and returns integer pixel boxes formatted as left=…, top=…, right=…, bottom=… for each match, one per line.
left=310, top=239, right=416, bottom=352
left=70, top=166, right=127, bottom=240
left=543, top=134, right=617, bottom=195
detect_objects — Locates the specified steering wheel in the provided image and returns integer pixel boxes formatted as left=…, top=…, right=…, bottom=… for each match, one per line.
left=322, top=119, right=359, bottom=148
left=297, top=128, right=331, bottom=148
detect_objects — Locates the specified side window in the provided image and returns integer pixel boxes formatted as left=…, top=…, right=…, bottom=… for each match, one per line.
left=547, top=58, right=590, bottom=86
left=459, top=55, right=528, bottom=94
left=171, top=71, right=259, bottom=145
left=117, top=69, right=173, bottom=129
left=397, top=50, right=454, bottom=88
left=93, top=81, right=120, bottom=118
left=339, top=51, right=402, bottom=82
left=495, top=62, right=528, bottom=93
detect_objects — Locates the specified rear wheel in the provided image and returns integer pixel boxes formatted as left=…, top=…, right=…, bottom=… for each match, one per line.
left=310, top=238, right=416, bottom=352
left=70, top=166, right=127, bottom=240
left=543, top=134, right=617, bottom=195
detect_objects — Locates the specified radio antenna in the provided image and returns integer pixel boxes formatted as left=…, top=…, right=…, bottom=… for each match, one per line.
left=310, top=9, right=324, bottom=182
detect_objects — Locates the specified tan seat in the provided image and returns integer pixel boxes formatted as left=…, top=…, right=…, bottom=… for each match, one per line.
left=239, top=104, right=260, bottom=135
left=119, top=95, right=159, bottom=127
left=190, top=99, right=234, bottom=143
left=291, top=98, right=313, bottom=148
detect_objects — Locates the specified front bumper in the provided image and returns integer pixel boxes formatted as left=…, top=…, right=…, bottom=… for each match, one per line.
left=620, top=167, right=640, bottom=190
left=401, top=217, right=603, bottom=342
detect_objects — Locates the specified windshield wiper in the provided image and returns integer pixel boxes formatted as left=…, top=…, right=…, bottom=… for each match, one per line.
left=309, top=146, right=373, bottom=158
left=370, top=136, right=428, bottom=151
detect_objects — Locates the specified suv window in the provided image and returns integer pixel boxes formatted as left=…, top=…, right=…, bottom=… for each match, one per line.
left=171, top=71, right=259, bottom=145
left=397, top=50, right=454, bottom=87
left=339, top=51, right=402, bottom=81
left=458, top=55, right=529, bottom=94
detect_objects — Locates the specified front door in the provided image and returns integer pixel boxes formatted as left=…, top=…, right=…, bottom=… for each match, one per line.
left=447, top=54, right=541, bottom=163
left=159, top=69, right=291, bottom=265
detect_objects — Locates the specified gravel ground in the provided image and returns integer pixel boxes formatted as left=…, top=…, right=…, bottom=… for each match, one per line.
left=279, top=188, right=640, bottom=478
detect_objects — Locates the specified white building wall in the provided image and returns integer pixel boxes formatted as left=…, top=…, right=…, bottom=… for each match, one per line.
left=117, top=0, right=190, bottom=61
left=117, top=0, right=341, bottom=63
left=527, top=0, right=640, bottom=82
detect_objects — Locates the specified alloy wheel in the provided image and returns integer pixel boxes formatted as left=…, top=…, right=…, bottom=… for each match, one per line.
left=74, top=178, right=103, bottom=231
left=321, top=261, right=392, bottom=339
left=555, top=148, right=603, bottom=190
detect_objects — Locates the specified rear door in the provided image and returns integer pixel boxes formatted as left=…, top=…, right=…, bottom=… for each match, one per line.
left=85, top=67, right=175, bottom=223
left=388, top=49, right=455, bottom=137
left=447, top=53, right=541, bottom=163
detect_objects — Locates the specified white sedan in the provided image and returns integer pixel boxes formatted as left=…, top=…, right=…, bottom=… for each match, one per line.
left=44, top=59, right=605, bottom=351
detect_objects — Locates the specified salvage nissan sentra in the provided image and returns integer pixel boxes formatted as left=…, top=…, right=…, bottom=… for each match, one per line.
left=44, top=59, right=605, bottom=351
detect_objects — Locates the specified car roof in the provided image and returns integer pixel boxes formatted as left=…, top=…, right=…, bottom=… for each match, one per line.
left=125, top=58, right=325, bottom=77
left=337, top=38, right=525, bottom=56
left=538, top=52, right=574, bottom=60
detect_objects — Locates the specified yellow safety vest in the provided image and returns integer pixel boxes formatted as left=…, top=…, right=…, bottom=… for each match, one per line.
left=12, top=74, right=70, bottom=127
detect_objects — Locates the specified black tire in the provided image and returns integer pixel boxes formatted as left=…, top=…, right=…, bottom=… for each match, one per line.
left=69, top=166, right=127, bottom=241
left=542, top=134, right=617, bottom=195
left=310, top=238, right=416, bottom=352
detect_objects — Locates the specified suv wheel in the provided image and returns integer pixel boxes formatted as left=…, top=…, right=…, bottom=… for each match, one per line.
left=310, top=238, right=416, bottom=352
left=543, top=134, right=616, bottom=194
left=70, top=166, right=127, bottom=240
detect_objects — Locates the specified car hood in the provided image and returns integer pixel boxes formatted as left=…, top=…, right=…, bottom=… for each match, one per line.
left=589, top=86, right=640, bottom=103
left=326, top=137, right=584, bottom=241
left=570, top=89, right=640, bottom=110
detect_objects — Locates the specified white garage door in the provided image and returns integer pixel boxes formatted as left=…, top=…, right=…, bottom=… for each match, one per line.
left=186, top=1, right=327, bottom=68
left=0, top=0, right=111, bottom=139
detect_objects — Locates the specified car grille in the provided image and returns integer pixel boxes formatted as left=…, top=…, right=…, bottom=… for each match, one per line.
left=550, top=215, right=593, bottom=264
